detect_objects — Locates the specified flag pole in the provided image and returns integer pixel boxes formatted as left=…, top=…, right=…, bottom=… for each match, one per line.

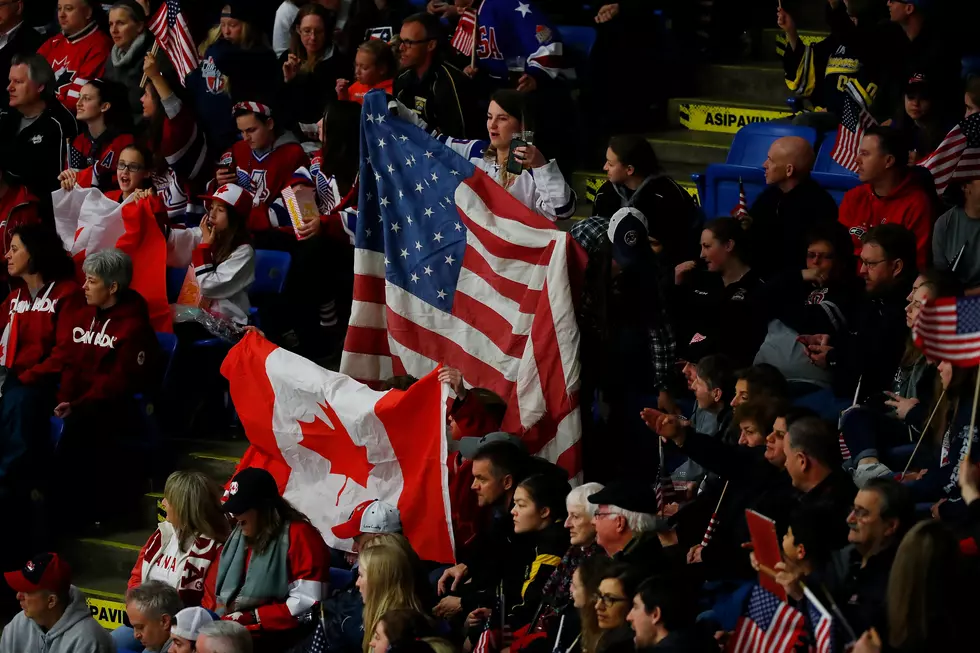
left=966, top=367, right=980, bottom=462
left=901, top=389, right=947, bottom=479
left=800, top=580, right=858, bottom=644
left=470, top=12, right=478, bottom=69
left=140, top=41, right=160, bottom=88
left=700, top=480, right=729, bottom=548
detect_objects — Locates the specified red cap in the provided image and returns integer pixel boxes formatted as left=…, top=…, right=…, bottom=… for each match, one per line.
left=4, top=553, right=71, bottom=594
left=200, top=183, right=254, bottom=216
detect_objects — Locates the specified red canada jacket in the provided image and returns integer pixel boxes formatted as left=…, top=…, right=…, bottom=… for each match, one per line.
left=0, top=280, right=83, bottom=384
left=56, top=289, right=158, bottom=408
left=838, top=171, right=936, bottom=270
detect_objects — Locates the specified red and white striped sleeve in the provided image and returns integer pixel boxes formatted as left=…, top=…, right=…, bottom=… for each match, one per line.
left=252, top=520, right=329, bottom=631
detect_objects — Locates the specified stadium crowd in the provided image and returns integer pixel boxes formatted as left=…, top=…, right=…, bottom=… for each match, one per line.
left=1, top=0, right=980, bottom=651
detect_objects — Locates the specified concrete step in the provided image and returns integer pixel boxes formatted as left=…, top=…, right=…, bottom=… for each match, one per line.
left=696, top=63, right=789, bottom=106
left=668, top=97, right=792, bottom=134
left=646, top=130, right=732, bottom=167
left=64, top=529, right=150, bottom=582
left=761, top=28, right=828, bottom=60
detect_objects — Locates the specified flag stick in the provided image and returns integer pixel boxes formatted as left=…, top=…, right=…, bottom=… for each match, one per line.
left=140, top=41, right=160, bottom=88
left=966, top=367, right=980, bottom=462
left=851, top=375, right=862, bottom=407
left=901, top=389, right=947, bottom=479
left=470, top=12, right=478, bottom=69
left=801, top=580, right=858, bottom=643
left=952, top=243, right=966, bottom=272
left=700, top=480, right=729, bottom=548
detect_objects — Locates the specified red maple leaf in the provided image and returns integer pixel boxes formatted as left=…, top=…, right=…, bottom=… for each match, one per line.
left=298, top=401, right=374, bottom=489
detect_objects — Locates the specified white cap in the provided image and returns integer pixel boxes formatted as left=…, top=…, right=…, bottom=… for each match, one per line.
left=331, top=499, right=402, bottom=539
left=171, top=606, right=216, bottom=640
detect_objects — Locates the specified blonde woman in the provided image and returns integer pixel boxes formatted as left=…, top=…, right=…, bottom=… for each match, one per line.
left=358, top=545, right=426, bottom=653
left=115, top=471, right=229, bottom=650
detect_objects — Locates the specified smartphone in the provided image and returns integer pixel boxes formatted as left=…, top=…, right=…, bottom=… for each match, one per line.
left=505, top=136, right=527, bottom=175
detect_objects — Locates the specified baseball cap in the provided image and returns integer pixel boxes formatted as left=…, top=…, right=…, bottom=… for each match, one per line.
left=222, top=467, right=280, bottom=516
left=201, top=184, right=254, bottom=216
left=587, top=481, right=659, bottom=515
left=4, top=553, right=71, bottom=594
left=607, top=207, right=650, bottom=269
left=456, top=431, right=527, bottom=460
left=905, top=73, right=931, bottom=98
left=171, top=607, right=217, bottom=640
left=332, top=499, right=402, bottom=540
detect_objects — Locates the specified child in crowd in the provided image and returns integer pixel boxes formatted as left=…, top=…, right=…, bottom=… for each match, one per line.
left=336, top=38, right=396, bottom=104
left=671, top=355, right=734, bottom=492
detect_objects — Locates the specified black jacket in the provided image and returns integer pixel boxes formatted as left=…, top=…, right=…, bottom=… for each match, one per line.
left=827, top=278, right=915, bottom=401
left=0, top=24, right=44, bottom=109
left=0, top=101, right=78, bottom=222
left=459, top=501, right=517, bottom=615
left=647, top=629, right=717, bottom=652
left=612, top=531, right=666, bottom=579
left=813, top=543, right=898, bottom=641
left=747, top=177, right=840, bottom=277
left=671, top=267, right=767, bottom=368
left=280, top=48, right=352, bottom=126
left=592, top=175, right=702, bottom=268
left=799, top=469, right=858, bottom=549
left=507, top=520, right=570, bottom=630
left=394, top=59, right=481, bottom=139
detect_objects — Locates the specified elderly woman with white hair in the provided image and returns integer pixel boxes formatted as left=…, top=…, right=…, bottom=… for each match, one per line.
left=49, top=248, right=160, bottom=537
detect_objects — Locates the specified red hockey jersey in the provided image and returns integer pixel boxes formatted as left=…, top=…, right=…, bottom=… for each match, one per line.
left=56, top=289, right=158, bottom=408
left=153, top=95, right=210, bottom=220
left=71, top=130, right=135, bottom=191
left=0, top=280, right=83, bottom=384
left=38, top=23, right=112, bottom=112
left=215, top=135, right=310, bottom=234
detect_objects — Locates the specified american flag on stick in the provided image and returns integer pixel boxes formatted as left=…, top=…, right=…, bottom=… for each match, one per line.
left=656, top=436, right=676, bottom=513
left=918, top=113, right=980, bottom=195
left=731, top=178, right=749, bottom=219
left=831, top=87, right=877, bottom=173
left=700, top=480, right=729, bottom=548
left=148, top=0, right=200, bottom=84
left=802, top=586, right=836, bottom=653
left=726, top=584, right=805, bottom=653
left=340, top=91, right=585, bottom=477
left=451, top=8, right=478, bottom=57
left=913, top=296, right=980, bottom=367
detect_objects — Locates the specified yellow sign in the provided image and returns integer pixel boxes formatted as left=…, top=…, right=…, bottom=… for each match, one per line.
left=86, top=596, right=127, bottom=630
left=679, top=103, right=793, bottom=134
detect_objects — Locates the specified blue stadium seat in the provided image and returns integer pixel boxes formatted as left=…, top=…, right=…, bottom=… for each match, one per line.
left=252, top=250, right=292, bottom=295
left=813, top=135, right=858, bottom=175
left=810, top=172, right=861, bottom=206
left=557, top=25, right=597, bottom=63
left=726, top=123, right=818, bottom=167
left=51, top=416, right=64, bottom=449
left=156, top=332, right=178, bottom=387
left=700, top=165, right=767, bottom=220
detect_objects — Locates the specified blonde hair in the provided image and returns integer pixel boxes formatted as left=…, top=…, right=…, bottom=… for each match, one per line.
left=359, top=545, right=425, bottom=653
left=163, top=471, right=230, bottom=548
left=422, top=638, right=458, bottom=653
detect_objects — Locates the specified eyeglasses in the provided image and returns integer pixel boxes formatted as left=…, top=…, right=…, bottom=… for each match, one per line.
left=299, top=28, right=325, bottom=37
left=593, top=593, right=629, bottom=607
left=117, top=162, right=145, bottom=173
left=860, top=258, right=888, bottom=268
left=398, top=37, right=433, bottom=48
left=593, top=512, right=616, bottom=519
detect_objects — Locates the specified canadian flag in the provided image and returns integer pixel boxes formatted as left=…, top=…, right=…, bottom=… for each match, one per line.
left=52, top=187, right=171, bottom=333
left=221, top=332, right=455, bottom=564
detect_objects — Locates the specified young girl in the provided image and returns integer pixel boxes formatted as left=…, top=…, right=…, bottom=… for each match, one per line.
left=166, top=184, right=255, bottom=327
left=59, top=79, right=134, bottom=191
left=141, top=52, right=210, bottom=222
left=336, top=39, right=396, bottom=105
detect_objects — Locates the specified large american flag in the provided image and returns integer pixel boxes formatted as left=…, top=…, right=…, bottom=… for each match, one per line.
left=148, top=0, right=200, bottom=84
left=726, top=584, right=805, bottom=653
left=831, top=89, right=877, bottom=173
left=340, top=91, right=584, bottom=477
left=918, top=113, right=980, bottom=195
left=913, top=296, right=980, bottom=367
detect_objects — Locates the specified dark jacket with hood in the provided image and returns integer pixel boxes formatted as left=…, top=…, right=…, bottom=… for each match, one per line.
left=393, top=57, right=482, bottom=139
left=592, top=175, right=702, bottom=269
left=507, top=520, right=570, bottom=630
left=747, top=177, right=840, bottom=277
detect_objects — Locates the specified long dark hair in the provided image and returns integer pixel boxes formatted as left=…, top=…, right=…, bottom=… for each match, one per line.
left=289, top=4, right=338, bottom=72
left=705, top=216, right=751, bottom=265
left=320, top=100, right=362, bottom=195
left=248, top=495, right=313, bottom=554
left=84, top=78, right=133, bottom=133
left=518, top=472, right=571, bottom=523
left=118, top=143, right=154, bottom=191
left=9, top=224, right=76, bottom=283
left=138, top=80, right=185, bottom=176
left=211, top=197, right=251, bottom=266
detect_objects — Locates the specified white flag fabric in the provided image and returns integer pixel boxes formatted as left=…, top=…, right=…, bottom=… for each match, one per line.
left=221, top=332, right=455, bottom=563
left=53, top=187, right=128, bottom=258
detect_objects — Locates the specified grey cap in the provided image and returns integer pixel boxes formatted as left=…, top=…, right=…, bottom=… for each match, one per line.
left=455, top=431, right=526, bottom=459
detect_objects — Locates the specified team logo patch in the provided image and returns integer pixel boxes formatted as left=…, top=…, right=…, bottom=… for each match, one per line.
left=137, top=351, right=146, bottom=366
left=229, top=481, right=239, bottom=495
left=690, top=333, right=707, bottom=344
left=535, top=25, right=552, bottom=44
left=201, top=56, right=226, bottom=94
left=25, top=561, right=34, bottom=572
left=807, top=288, right=829, bottom=305
left=31, top=134, right=43, bottom=145
left=624, top=229, right=638, bottom=246
left=731, top=288, right=747, bottom=301
left=848, top=226, right=867, bottom=238
left=413, top=96, right=427, bottom=116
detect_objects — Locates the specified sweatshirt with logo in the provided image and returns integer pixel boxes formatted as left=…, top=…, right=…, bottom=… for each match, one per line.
left=837, top=170, right=935, bottom=270
left=0, top=585, right=113, bottom=653
left=37, top=23, right=113, bottom=113
left=56, top=289, right=158, bottom=409
left=0, top=279, right=83, bottom=385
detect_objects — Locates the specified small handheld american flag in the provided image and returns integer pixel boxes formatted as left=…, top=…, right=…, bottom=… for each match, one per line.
left=700, top=480, right=729, bottom=548
left=913, top=296, right=980, bottom=367
left=731, top=178, right=749, bottom=220
left=918, top=113, right=980, bottom=195
left=451, top=9, right=479, bottom=57
left=148, top=0, right=200, bottom=84
left=830, top=86, right=877, bottom=173
left=656, top=437, right=676, bottom=513
left=66, top=141, right=85, bottom=171
left=727, top=584, right=805, bottom=653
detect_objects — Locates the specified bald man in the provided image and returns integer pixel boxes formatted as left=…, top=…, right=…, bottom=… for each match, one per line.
left=748, top=136, right=841, bottom=276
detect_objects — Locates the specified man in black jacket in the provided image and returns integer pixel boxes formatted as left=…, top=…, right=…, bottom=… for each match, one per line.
left=587, top=481, right=666, bottom=577
left=748, top=136, right=840, bottom=277
left=0, top=53, right=77, bottom=222
left=0, top=1, right=43, bottom=110
left=800, top=224, right=917, bottom=401
left=394, top=13, right=481, bottom=139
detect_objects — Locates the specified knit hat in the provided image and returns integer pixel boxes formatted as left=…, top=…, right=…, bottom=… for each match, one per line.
left=171, top=607, right=216, bottom=640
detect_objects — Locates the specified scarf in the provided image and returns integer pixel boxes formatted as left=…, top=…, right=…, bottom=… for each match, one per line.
left=111, top=31, right=149, bottom=69
left=214, top=522, right=290, bottom=615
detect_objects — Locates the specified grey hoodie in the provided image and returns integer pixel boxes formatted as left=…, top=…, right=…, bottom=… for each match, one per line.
left=0, top=586, right=115, bottom=653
